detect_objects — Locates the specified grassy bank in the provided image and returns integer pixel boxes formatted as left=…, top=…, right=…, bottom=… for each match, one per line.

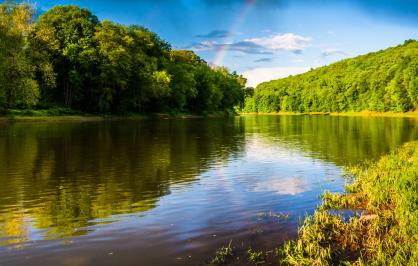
left=0, top=108, right=234, bottom=122
left=240, top=111, right=418, bottom=118
left=3, top=110, right=418, bottom=123
left=281, top=141, right=418, bottom=265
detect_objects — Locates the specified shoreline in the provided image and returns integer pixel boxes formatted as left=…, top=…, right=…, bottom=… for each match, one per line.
left=240, top=111, right=418, bottom=118
left=1, top=111, right=418, bottom=123
left=0, top=113, right=230, bottom=123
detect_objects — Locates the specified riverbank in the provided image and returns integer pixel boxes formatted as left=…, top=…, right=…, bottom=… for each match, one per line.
left=241, top=111, right=418, bottom=118
left=0, top=110, right=232, bottom=122
left=280, top=141, right=418, bottom=265
left=0, top=114, right=143, bottom=122
left=2, top=110, right=418, bottom=123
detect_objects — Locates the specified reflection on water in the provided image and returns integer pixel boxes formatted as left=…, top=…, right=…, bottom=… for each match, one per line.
left=0, top=119, right=245, bottom=245
left=242, top=115, right=418, bottom=164
left=252, top=177, right=310, bottom=195
left=0, top=116, right=416, bottom=265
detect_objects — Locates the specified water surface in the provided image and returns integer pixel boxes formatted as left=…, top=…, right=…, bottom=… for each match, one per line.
left=0, top=115, right=416, bottom=265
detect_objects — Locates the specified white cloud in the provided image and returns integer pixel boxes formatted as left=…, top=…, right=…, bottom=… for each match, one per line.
left=188, top=40, right=217, bottom=51
left=246, top=33, right=312, bottom=54
left=242, top=66, right=310, bottom=87
left=252, top=178, right=310, bottom=195
left=186, top=33, right=312, bottom=55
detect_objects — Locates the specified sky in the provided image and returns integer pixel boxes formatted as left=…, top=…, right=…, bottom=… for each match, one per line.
left=34, top=0, right=418, bottom=87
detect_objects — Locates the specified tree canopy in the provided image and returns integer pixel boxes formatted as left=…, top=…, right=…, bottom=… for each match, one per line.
left=0, top=2, right=246, bottom=115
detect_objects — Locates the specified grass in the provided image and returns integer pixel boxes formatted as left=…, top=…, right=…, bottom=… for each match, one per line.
left=280, top=141, right=418, bottom=265
left=3, top=109, right=418, bottom=122
left=0, top=108, right=233, bottom=122
left=247, top=248, right=265, bottom=264
left=240, top=111, right=418, bottom=118
left=211, top=240, right=234, bottom=264
left=210, top=242, right=280, bottom=265
left=8, top=107, right=83, bottom=116
left=258, top=211, right=290, bottom=221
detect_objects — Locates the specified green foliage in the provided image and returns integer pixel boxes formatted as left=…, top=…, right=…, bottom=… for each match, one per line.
left=0, top=2, right=245, bottom=114
left=281, top=141, right=418, bottom=265
left=9, top=107, right=80, bottom=116
left=32, top=5, right=99, bottom=108
left=0, top=1, right=46, bottom=110
left=247, top=248, right=265, bottom=264
left=244, top=40, right=418, bottom=113
left=211, top=240, right=234, bottom=264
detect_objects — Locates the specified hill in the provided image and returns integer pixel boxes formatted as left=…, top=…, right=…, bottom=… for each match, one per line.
left=243, top=40, right=418, bottom=113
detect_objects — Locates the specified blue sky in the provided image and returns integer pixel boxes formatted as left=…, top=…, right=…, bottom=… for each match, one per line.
left=35, top=0, right=418, bottom=86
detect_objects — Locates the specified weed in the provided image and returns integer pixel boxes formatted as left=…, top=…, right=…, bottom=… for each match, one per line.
left=211, top=240, right=233, bottom=265
left=247, top=248, right=265, bottom=264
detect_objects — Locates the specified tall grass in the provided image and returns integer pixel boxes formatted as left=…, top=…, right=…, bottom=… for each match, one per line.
left=281, top=141, right=418, bottom=265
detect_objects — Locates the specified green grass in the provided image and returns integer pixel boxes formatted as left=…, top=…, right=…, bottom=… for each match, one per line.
left=9, top=107, right=83, bottom=116
left=240, top=111, right=418, bottom=118
left=281, top=141, right=418, bottom=265
left=211, top=240, right=234, bottom=264
left=247, top=248, right=265, bottom=264
left=0, top=108, right=233, bottom=122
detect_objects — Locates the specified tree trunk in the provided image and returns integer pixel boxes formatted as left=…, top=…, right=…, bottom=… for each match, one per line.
left=64, top=81, right=72, bottom=107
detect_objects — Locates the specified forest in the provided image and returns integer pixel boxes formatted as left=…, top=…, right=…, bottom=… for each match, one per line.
left=0, top=2, right=246, bottom=115
left=243, top=40, right=418, bottom=113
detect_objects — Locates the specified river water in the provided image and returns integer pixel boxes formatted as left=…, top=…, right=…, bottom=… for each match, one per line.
left=0, top=115, right=417, bottom=265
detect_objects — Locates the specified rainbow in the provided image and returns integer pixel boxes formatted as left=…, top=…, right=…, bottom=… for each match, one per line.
left=211, top=0, right=257, bottom=66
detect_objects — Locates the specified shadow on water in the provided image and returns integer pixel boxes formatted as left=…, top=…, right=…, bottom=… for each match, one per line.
left=0, top=116, right=416, bottom=265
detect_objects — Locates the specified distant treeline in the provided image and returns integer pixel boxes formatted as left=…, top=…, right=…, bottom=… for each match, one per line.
left=0, top=2, right=245, bottom=114
left=243, top=40, right=418, bottom=113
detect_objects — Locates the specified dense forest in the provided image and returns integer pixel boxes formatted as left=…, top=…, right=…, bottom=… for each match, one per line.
left=243, top=40, right=418, bottom=113
left=0, top=2, right=245, bottom=115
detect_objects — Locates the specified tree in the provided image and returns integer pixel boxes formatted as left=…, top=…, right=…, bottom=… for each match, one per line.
left=0, top=1, right=45, bottom=111
left=32, top=5, right=99, bottom=108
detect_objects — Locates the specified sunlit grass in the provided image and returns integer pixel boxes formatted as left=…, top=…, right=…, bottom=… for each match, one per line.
left=281, top=141, right=418, bottom=265
left=240, top=111, right=418, bottom=118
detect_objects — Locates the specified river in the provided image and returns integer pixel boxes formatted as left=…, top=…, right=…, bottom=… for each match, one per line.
left=0, top=115, right=417, bottom=265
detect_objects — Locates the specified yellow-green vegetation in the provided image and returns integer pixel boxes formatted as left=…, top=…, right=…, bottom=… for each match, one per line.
left=243, top=40, right=418, bottom=113
left=0, top=108, right=232, bottom=122
left=328, top=111, right=418, bottom=118
left=211, top=241, right=234, bottom=264
left=281, top=141, right=418, bottom=265
left=241, top=111, right=418, bottom=118
left=247, top=248, right=265, bottom=264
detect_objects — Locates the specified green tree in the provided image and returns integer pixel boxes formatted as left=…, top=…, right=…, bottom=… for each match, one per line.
left=0, top=1, right=40, bottom=111
left=0, top=3, right=245, bottom=115
left=32, top=5, right=99, bottom=108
